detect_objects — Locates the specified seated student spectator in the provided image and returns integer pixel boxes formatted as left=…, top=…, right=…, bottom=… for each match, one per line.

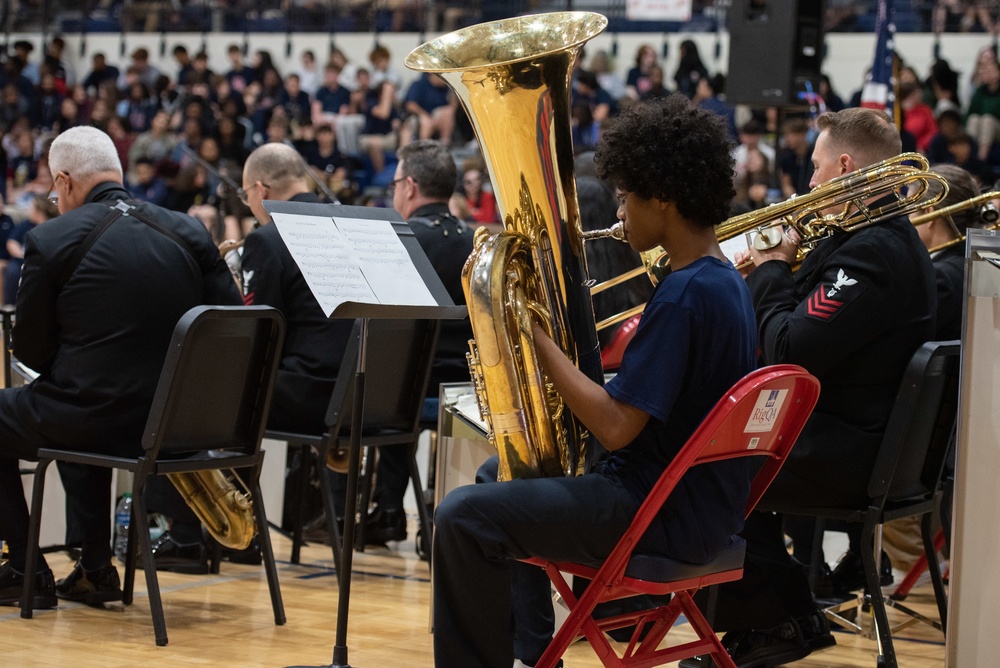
left=116, top=82, right=158, bottom=135
left=127, top=158, right=169, bottom=206
left=294, top=49, right=321, bottom=97
left=818, top=74, right=846, bottom=112
left=733, top=118, right=777, bottom=181
left=368, top=44, right=402, bottom=90
left=173, top=44, right=195, bottom=89
left=401, top=73, right=455, bottom=146
left=674, top=39, right=709, bottom=99
left=460, top=166, right=498, bottom=224
left=693, top=73, right=737, bottom=143
left=778, top=117, right=813, bottom=198
left=312, top=63, right=351, bottom=123
left=106, top=116, right=134, bottom=176
left=639, top=66, right=670, bottom=101
left=8, top=131, right=38, bottom=193
left=3, top=196, right=59, bottom=304
left=304, top=124, right=351, bottom=202
left=278, top=73, right=311, bottom=127
left=0, top=83, right=30, bottom=131
left=225, top=43, right=256, bottom=94
left=82, top=52, right=119, bottom=95
left=626, top=43, right=659, bottom=100
left=733, top=147, right=777, bottom=213
left=33, top=71, right=64, bottom=132
left=966, top=53, right=1000, bottom=163
left=590, top=50, right=627, bottom=102
left=573, top=70, right=615, bottom=126
left=128, top=111, right=177, bottom=182
left=928, top=108, right=971, bottom=164
left=945, top=131, right=992, bottom=183
left=358, top=78, right=401, bottom=177
left=900, top=80, right=938, bottom=153
left=120, top=47, right=161, bottom=91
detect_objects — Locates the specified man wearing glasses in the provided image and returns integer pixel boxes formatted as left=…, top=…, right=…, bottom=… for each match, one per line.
left=238, top=143, right=355, bottom=539
left=0, top=126, right=238, bottom=609
left=366, top=139, right=474, bottom=547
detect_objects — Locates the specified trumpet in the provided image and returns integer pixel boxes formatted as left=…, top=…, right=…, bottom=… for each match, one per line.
left=911, top=190, right=1000, bottom=253
left=581, top=153, right=950, bottom=330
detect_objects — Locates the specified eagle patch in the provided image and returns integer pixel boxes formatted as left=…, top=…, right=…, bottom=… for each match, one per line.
left=805, top=269, right=865, bottom=321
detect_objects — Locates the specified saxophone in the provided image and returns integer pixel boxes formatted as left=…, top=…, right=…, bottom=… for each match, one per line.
left=406, top=12, right=608, bottom=481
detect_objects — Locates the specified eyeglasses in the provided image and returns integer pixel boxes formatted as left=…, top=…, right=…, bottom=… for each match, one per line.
left=237, top=181, right=269, bottom=205
left=47, top=171, right=68, bottom=205
left=386, top=176, right=409, bottom=194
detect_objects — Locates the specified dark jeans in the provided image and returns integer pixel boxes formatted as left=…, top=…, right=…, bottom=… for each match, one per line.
left=432, top=456, right=638, bottom=667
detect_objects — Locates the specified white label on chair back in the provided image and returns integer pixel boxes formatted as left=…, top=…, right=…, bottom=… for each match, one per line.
left=744, top=389, right=787, bottom=433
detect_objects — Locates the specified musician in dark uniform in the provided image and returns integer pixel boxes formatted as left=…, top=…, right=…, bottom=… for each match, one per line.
left=372, top=139, right=474, bottom=544
left=0, top=126, right=239, bottom=609
left=433, top=96, right=757, bottom=668
left=914, top=163, right=983, bottom=340
left=238, top=142, right=355, bottom=540
left=697, top=107, right=938, bottom=667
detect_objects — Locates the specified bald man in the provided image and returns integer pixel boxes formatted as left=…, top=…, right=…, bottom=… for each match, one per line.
left=240, top=142, right=353, bottom=433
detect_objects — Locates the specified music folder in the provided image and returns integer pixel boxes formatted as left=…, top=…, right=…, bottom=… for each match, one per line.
left=263, top=200, right=467, bottom=322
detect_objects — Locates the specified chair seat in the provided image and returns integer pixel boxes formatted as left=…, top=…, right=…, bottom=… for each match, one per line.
left=625, top=535, right=747, bottom=582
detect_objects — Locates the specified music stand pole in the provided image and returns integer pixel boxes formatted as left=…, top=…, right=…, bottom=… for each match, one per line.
left=331, top=317, right=367, bottom=668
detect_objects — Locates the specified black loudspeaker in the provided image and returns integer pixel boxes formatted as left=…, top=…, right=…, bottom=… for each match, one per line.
left=726, top=0, right=825, bottom=107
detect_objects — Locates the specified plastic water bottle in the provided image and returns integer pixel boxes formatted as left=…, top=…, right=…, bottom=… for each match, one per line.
left=113, top=493, right=132, bottom=562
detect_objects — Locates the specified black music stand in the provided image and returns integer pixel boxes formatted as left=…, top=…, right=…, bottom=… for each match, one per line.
left=264, top=201, right=467, bottom=668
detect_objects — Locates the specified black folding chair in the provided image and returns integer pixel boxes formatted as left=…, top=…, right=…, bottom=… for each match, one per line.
left=266, top=318, right=439, bottom=570
left=20, top=305, right=286, bottom=647
left=783, top=340, right=960, bottom=667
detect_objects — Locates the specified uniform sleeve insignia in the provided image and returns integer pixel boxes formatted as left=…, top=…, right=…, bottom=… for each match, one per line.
left=806, top=269, right=864, bottom=320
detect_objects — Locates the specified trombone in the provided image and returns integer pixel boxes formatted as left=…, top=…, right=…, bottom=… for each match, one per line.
left=583, top=153, right=950, bottom=331
left=910, top=190, right=1000, bottom=253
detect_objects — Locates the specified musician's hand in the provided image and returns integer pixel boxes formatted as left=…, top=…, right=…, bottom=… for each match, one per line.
left=749, top=227, right=799, bottom=268
left=733, top=248, right=754, bottom=278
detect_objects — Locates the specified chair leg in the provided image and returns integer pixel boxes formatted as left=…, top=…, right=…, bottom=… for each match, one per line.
left=20, top=458, right=52, bottom=619
left=316, top=450, right=343, bottom=573
left=290, top=443, right=310, bottom=564
left=921, top=513, right=948, bottom=632
left=354, top=445, right=376, bottom=552
left=863, top=515, right=896, bottom=668
left=407, top=443, right=432, bottom=565
left=123, top=488, right=139, bottom=606
left=250, top=476, right=286, bottom=626
left=131, top=481, right=168, bottom=646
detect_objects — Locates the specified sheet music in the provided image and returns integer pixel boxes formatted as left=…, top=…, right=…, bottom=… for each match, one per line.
left=334, top=217, right=437, bottom=307
left=719, top=235, right=751, bottom=265
left=271, top=211, right=435, bottom=317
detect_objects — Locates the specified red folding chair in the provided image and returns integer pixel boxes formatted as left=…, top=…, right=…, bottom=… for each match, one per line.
left=601, top=313, right=642, bottom=372
left=520, top=364, right=821, bottom=668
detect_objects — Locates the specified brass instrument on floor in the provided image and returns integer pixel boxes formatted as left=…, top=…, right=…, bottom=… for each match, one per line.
left=167, top=471, right=255, bottom=550
left=912, top=190, right=1000, bottom=253
left=406, top=12, right=607, bottom=481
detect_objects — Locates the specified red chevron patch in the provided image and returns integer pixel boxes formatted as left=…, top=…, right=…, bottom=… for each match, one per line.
left=806, top=286, right=844, bottom=319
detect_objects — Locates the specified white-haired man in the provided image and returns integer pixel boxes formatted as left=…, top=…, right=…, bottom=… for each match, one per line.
left=0, top=126, right=239, bottom=610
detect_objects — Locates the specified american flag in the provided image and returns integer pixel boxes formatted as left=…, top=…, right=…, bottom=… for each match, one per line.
left=860, top=0, right=900, bottom=126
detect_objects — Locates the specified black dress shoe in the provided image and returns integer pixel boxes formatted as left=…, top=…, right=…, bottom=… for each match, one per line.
left=145, top=533, right=209, bottom=574
left=678, top=618, right=810, bottom=668
left=796, top=610, right=836, bottom=652
left=55, top=562, right=122, bottom=607
left=0, top=562, right=57, bottom=609
left=365, top=507, right=407, bottom=544
left=831, top=549, right=893, bottom=595
left=224, top=536, right=262, bottom=565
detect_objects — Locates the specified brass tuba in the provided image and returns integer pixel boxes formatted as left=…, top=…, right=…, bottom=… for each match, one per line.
left=405, top=12, right=608, bottom=481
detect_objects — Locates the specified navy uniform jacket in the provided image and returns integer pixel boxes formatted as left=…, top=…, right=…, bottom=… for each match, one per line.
left=747, top=216, right=937, bottom=506
left=240, top=192, right=354, bottom=433
left=931, top=244, right=965, bottom=341
left=407, top=202, right=474, bottom=395
left=12, top=182, right=240, bottom=455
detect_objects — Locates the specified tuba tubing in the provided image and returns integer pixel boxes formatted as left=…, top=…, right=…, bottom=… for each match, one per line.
left=167, top=471, right=255, bottom=551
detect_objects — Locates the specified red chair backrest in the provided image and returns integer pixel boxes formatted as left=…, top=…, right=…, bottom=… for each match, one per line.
left=606, top=365, right=820, bottom=574
left=601, top=314, right=642, bottom=371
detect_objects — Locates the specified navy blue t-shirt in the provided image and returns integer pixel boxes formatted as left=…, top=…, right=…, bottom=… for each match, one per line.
left=602, top=256, right=758, bottom=563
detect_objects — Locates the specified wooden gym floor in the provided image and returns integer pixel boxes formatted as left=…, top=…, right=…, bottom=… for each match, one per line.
left=0, top=516, right=946, bottom=667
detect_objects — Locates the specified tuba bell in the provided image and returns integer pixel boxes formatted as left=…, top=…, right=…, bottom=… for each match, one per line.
left=405, top=12, right=608, bottom=481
